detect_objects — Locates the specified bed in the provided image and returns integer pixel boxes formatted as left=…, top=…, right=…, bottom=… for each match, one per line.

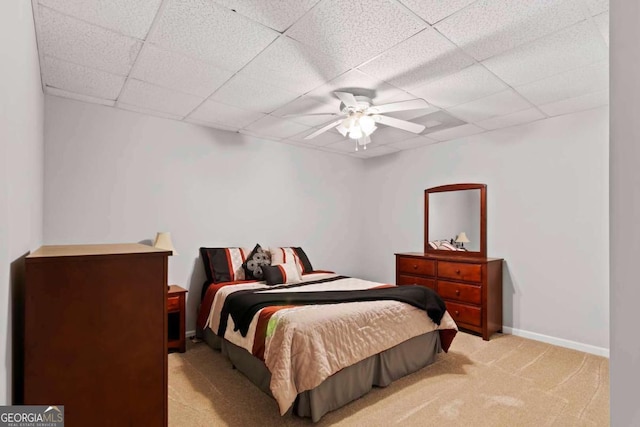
left=195, top=246, right=458, bottom=422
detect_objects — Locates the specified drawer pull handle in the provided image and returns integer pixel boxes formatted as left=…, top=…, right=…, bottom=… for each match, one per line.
left=413, top=264, right=418, bottom=269
left=454, top=310, right=460, bottom=316
left=455, top=269, right=461, bottom=274
left=455, top=289, right=460, bottom=296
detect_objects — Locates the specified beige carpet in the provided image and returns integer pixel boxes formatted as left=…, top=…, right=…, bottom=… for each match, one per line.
left=168, top=332, right=609, bottom=426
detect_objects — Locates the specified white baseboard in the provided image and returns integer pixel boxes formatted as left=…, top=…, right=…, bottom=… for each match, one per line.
left=186, top=329, right=196, bottom=338
left=501, top=327, right=609, bottom=358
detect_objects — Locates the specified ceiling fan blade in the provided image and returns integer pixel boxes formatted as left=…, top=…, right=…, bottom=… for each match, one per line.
left=334, top=91, right=359, bottom=108
left=369, top=98, right=430, bottom=114
left=304, top=119, right=342, bottom=140
left=375, top=115, right=426, bottom=134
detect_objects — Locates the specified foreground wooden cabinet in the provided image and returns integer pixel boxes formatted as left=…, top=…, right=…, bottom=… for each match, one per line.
left=24, top=244, right=170, bottom=427
left=396, top=252, right=503, bottom=340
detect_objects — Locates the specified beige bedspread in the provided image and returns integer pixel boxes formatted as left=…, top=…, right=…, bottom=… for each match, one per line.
left=205, top=273, right=457, bottom=414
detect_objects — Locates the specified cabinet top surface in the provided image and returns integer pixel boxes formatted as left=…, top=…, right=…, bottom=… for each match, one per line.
left=396, top=252, right=503, bottom=262
left=168, top=285, right=188, bottom=295
left=28, top=243, right=171, bottom=258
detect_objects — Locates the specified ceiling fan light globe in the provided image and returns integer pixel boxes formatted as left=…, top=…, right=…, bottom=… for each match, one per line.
left=359, top=115, right=376, bottom=134
left=336, top=124, right=349, bottom=137
left=349, top=126, right=363, bottom=140
left=342, top=117, right=354, bottom=130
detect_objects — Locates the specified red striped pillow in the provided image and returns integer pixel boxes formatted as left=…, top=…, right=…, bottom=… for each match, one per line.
left=268, top=247, right=314, bottom=274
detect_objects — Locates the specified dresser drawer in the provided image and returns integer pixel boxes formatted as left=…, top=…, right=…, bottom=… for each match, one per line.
left=438, top=261, right=482, bottom=283
left=398, top=275, right=436, bottom=290
left=397, top=257, right=435, bottom=276
left=445, top=301, right=481, bottom=327
left=438, top=280, right=481, bottom=304
left=167, top=296, right=180, bottom=312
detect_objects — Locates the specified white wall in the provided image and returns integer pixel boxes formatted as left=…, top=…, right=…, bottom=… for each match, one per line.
left=359, top=107, right=609, bottom=353
left=0, top=1, right=45, bottom=404
left=43, top=96, right=366, bottom=331
left=610, top=0, right=639, bottom=423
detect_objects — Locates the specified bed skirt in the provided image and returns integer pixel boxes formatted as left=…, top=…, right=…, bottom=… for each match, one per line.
left=202, top=328, right=442, bottom=422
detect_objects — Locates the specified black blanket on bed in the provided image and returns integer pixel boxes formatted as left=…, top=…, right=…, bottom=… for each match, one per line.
left=220, top=284, right=447, bottom=337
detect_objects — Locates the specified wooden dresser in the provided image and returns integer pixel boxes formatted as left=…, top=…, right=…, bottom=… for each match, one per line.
left=24, top=244, right=170, bottom=427
left=396, top=252, right=503, bottom=340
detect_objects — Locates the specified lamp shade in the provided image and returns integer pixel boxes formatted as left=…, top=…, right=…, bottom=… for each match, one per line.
left=455, top=232, right=470, bottom=243
left=153, top=232, right=177, bottom=255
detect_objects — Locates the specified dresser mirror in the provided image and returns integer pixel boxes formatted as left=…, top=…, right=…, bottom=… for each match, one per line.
left=424, top=183, right=487, bottom=258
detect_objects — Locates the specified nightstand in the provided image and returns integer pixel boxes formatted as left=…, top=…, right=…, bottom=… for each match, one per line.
left=167, top=285, right=187, bottom=353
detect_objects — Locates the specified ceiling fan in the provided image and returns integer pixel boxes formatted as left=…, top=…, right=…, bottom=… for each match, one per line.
left=299, top=91, right=430, bottom=150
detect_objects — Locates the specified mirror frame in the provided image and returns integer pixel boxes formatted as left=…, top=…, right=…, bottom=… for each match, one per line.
left=424, top=183, right=487, bottom=258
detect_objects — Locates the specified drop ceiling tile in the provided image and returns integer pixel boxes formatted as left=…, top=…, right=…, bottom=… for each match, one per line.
left=325, top=140, right=359, bottom=153
left=398, top=0, right=477, bottom=24
left=427, top=124, right=485, bottom=141
left=237, top=130, right=283, bottom=142
left=187, top=100, right=266, bottom=128
left=279, top=139, right=317, bottom=149
left=482, top=20, right=608, bottom=86
left=286, top=0, right=426, bottom=67
left=594, top=12, right=609, bottom=46
left=516, top=62, right=608, bottom=106
left=435, top=0, right=587, bottom=61
left=350, top=145, right=399, bottom=158
left=387, top=136, right=438, bottom=151
left=238, top=36, right=350, bottom=94
left=210, top=74, right=300, bottom=113
left=289, top=128, right=344, bottom=146
left=118, top=103, right=184, bottom=120
left=475, top=108, right=545, bottom=130
left=150, top=0, right=279, bottom=71
left=39, top=0, right=162, bottom=39
left=371, top=127, right=422, bottom=145
left=183, top=118, right=240, bottom=132
left=271, top=96, right=339, bottom=127
left=118, top=79, right=204, bottom=117
left=243, top=115, right=311, bottom=139
left=409, top=64, right=508, bottom=108
left=414, top=110, right=467, bottom=135
left=446, top=90, right=531, bottom=123
left=38, top=6, right=142, bottom=75
left=306, top=70, right=412, bottom=106
left=538, top=90, right=608, bottom=116
left=132, top=45, right=233, bottom=97
left=44, top=56, right=125, bottom=100
left=211, top=0, right=321, bottom=32
left=358, top=27, right=475, bottom=90
left=584, top=0, right=608, bottom=15
left=46, top=87, right=116, bottom=106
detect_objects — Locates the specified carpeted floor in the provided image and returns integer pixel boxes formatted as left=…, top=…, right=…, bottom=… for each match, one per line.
left=168, top=332, right=609, bottom=426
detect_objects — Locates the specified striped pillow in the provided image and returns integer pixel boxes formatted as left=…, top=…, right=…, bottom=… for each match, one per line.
left=199, top=247, right=251, bottom=283
left=268, top=247, right=314, bottom=274
left=262, top=262, right=302, bottom=286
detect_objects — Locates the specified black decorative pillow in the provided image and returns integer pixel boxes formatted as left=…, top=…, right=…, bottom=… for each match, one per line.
left=262, top=262, right=302, bottom=286
left=242, top=244, right=271, bottom=280
left=199, top=247, right=250, bottom=283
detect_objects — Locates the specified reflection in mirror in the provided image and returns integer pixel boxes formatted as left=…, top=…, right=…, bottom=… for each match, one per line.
left=428, top=189, right=481, bottom=252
